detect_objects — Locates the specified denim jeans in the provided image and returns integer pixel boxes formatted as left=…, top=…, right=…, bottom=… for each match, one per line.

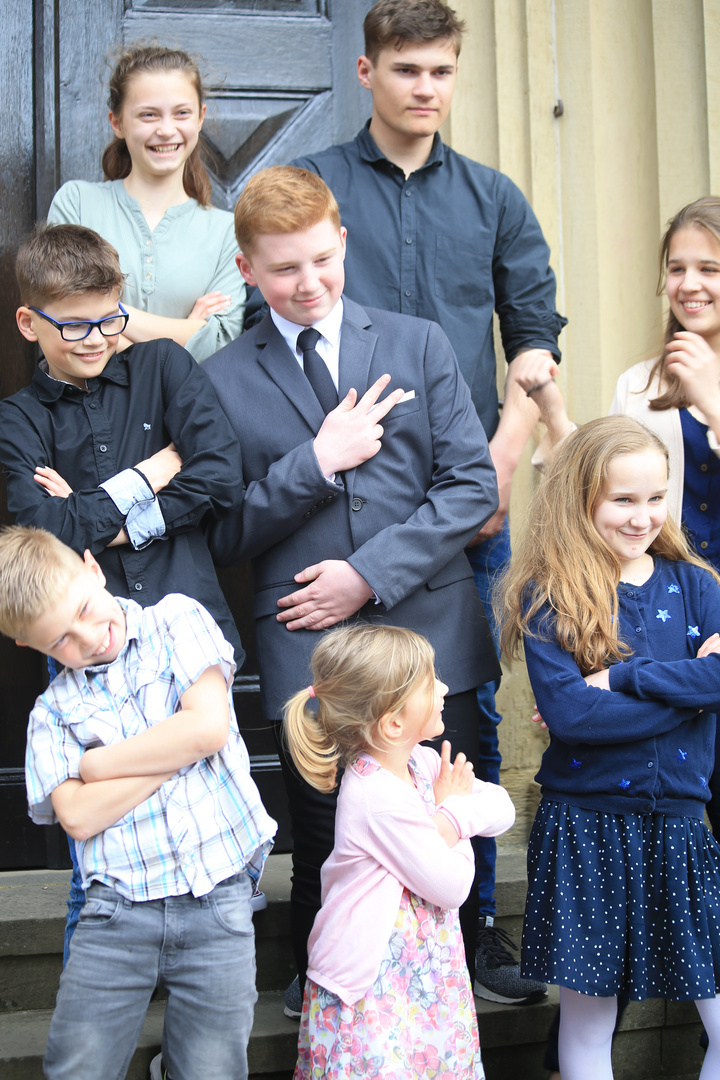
left=45, top=873, right=257, bottom=1080
left=465, top=518, right=511, bottom=917
left=63, top=836, right=85, bottom=967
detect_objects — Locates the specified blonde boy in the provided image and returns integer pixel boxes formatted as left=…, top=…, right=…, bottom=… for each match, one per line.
left=0, top=526, right=276, bottom=1080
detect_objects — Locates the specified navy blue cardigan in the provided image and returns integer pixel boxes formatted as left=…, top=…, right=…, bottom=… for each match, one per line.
left=524, top=558, right=720, bottom=817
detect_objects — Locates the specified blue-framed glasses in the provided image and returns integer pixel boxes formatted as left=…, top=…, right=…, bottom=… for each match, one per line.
left=29, top=302, right=129, bottom=341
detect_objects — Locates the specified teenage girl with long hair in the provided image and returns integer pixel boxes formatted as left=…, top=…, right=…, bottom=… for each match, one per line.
left=48, top=44, right=243, bottom=361
left=284, top=623, right=515, bottom=1080
left=502, top=415, right=720, bottom=1079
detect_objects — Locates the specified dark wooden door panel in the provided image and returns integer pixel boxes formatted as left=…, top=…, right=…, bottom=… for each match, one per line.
left=0, top=0, right=373, bottom=867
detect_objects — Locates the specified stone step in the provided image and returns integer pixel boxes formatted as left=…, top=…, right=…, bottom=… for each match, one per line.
left=0, top=986, right=706, bottom=1080
left=0, top=851, right=708, bottom=1078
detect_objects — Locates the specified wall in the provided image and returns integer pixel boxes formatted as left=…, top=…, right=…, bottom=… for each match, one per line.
left=448, top=0, right=718, bottom=844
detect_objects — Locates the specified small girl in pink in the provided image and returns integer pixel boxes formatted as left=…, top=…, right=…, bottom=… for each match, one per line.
left=283, top=624, right=515, bottom=1080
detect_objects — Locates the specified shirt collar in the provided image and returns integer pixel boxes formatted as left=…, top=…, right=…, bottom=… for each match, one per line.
left=271, top=298, right=344, bottom=354
left=356, top=121, right=445, bottom=171
left=31, top=352, right=130, bottom=402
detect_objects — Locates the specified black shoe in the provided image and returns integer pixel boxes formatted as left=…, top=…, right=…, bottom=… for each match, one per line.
left=473, top=916, right=547, bottom=1005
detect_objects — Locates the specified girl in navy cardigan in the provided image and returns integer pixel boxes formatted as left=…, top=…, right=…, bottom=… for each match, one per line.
left=283, top=624, right=514, bottom=1080
left=502, top=416, right=720, bottom=1080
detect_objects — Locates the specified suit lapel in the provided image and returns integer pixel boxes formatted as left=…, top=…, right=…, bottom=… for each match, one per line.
left=337, top=299, right=378, bottom=498
left=255, top=313, right=327, bottom=432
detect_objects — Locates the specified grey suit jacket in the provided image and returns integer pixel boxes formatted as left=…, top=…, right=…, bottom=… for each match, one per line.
left=205, top=297, right=500, bottom=720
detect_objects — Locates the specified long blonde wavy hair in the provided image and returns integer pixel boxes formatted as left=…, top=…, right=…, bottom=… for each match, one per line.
left=500, top=416, right=720, bottom=674
left=283, top=624, right=436, bottom=793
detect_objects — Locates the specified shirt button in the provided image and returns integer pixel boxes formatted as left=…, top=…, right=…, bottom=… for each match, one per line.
left=701, top=463, right=709, bottom=472
left=404, top=189, right=412, bottom=196
left=635, top=626, right=642, bottom=633
left=89, top=403, right=96, bottom=409
left=146, top=239, right=152, bottom=246
left=701, top=541, right=709, bottom=549
left=134, top=583, right=143, bottom=591
left=404, top=289, right=412, bottom=297
left=146, top=256, right=153, bottom=263
left=644, top=804, right=653, bottom=811
left=626, top=591, right=634, bottom=598
left=701, top=503, right=708, bottom=511
left=145, top=273, right=152, bottom=280
left=351, top=497, right=363, bottom=511
left=405, top=237, right=413, bottom=244
left=647, top=761, right=654, bottom=768
left=99, top=444, right=107, bottom=452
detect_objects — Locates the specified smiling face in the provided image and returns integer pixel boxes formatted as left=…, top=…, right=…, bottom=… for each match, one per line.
left=109, top=70, right=206, bottom=183
left=358, top=38, right=458, bottom=149
left=237, top=217, right=346, bottom=326
left=16, top=290, right=124, bottom=388
left=592, top=450, right=669, bottom=579
left=17, top=552, right=126, bottom=670
left=666, top=225, right=720, bottom=350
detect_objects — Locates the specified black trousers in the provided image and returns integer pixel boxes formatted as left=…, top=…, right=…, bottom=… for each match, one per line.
left=273, top=688, right=482, bottom=987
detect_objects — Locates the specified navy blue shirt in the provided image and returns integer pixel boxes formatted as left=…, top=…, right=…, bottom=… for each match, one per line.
left=292, top=125, right=567, bottom=438
left=680, top=407, right=720, bottom=569
left=0, top=339, right=244, bottom=662
left=524, top=558, right=720, bottom=817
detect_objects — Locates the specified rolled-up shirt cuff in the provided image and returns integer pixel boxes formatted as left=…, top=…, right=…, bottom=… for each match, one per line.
left=100, top=469, right=166, bottom=549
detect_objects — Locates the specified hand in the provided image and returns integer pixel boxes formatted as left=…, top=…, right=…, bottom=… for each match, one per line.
left=531, top=703, right=548, bottom=730
left=189, top=291, right=232, bottom=320
left=471, top=440, right=512, bottom=541
left=276, top=560, right=374, bottom=630
left=313, top=375, right=406, bottom=476
left=697, top=632, right=720, bottom=658
left=584, top=668, right=610, bottom=690
left=665, top=332, right=720, bottom=413
left=510, top=348, right=560, bottom=395
left=135, top=443, right=182, bottom=493
left=33, top=466, right=73, bottom=498
left=433, top=740, right=475, bottom=804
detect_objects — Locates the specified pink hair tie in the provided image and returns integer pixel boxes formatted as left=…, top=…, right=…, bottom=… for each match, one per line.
left=307, top=685, right=315, bottom=698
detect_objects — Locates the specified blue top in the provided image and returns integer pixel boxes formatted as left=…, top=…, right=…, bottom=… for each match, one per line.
left=680, top=407, right=720, bottom=569
left=524, top=558, right=720, bottom=817
left=292, top=125, right=567, bottom=438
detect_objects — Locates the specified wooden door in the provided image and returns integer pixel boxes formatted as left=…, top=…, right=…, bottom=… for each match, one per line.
left=0, top=0, right=373, bottom=867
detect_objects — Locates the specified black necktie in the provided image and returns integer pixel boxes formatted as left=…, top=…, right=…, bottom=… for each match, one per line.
left=297, top=327, right=338, bottom=414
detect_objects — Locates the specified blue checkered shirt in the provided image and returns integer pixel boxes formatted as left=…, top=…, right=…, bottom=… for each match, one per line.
left=26, top=594, right=276, bottom=901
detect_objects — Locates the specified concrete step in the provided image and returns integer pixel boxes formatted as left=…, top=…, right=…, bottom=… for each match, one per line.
left=0, top=851, right=708, bottom=1079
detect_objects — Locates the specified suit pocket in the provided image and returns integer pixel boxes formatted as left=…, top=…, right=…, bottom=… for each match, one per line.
left=426, top=553, right=474, bottom=590
left=382, top=396, right=421, bottom=422
left=253, top=581, right=298, bottom=619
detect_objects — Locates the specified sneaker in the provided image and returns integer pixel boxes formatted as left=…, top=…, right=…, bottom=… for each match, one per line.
left=250, top=884, right=267, bottom=913
left=283, top=974, right=303, bottom=1019
left=474, top=916, right=547, bottom=1005
left=149, top=1053, right=171, bottom=1080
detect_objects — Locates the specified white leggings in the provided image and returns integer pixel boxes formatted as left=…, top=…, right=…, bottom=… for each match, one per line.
left=558, top=986, right=720, bottom=1080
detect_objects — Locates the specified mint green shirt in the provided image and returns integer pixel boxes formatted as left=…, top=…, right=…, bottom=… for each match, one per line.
left=48, top=179, right=245, bottom=362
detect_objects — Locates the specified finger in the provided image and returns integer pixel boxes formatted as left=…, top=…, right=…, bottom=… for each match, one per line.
left=440, top=739, right=452, bottom=766
left=357, top=374, right=392, bottom=411
left=334, top=388, right=358, bottom=412
left=294, top=563, right=322, bottom=584
left=276, top=587, right=311, bottom=609
left=452, top=752, right=467, bottom=772
left=368, top=387, right=406, bottom=420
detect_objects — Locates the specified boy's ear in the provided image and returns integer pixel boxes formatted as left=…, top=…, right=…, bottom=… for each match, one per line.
left=14, top=638, right=29, bottom=649
left=17, top=307, right=39, bottom=343
left=357, top=55, right=374, bottom=89
left=83, top=550, right=106, bottom=587
left=235, top=253, right=257, bottom=287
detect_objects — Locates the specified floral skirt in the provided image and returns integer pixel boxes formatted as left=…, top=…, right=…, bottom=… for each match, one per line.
left=294, top=888, right=484, bottom=1079
left=522, top=800, right=720, bottom=1000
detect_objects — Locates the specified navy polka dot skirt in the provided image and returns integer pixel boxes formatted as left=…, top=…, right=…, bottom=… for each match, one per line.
left=521, top=800, right=720, bottom=1000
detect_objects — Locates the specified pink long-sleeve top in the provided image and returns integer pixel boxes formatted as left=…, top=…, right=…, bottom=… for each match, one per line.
left=305, top=744, right=515, bottom=1005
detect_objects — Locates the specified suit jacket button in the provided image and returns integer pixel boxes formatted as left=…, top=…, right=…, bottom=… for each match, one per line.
left=351, top=497, right=363, bottom=511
